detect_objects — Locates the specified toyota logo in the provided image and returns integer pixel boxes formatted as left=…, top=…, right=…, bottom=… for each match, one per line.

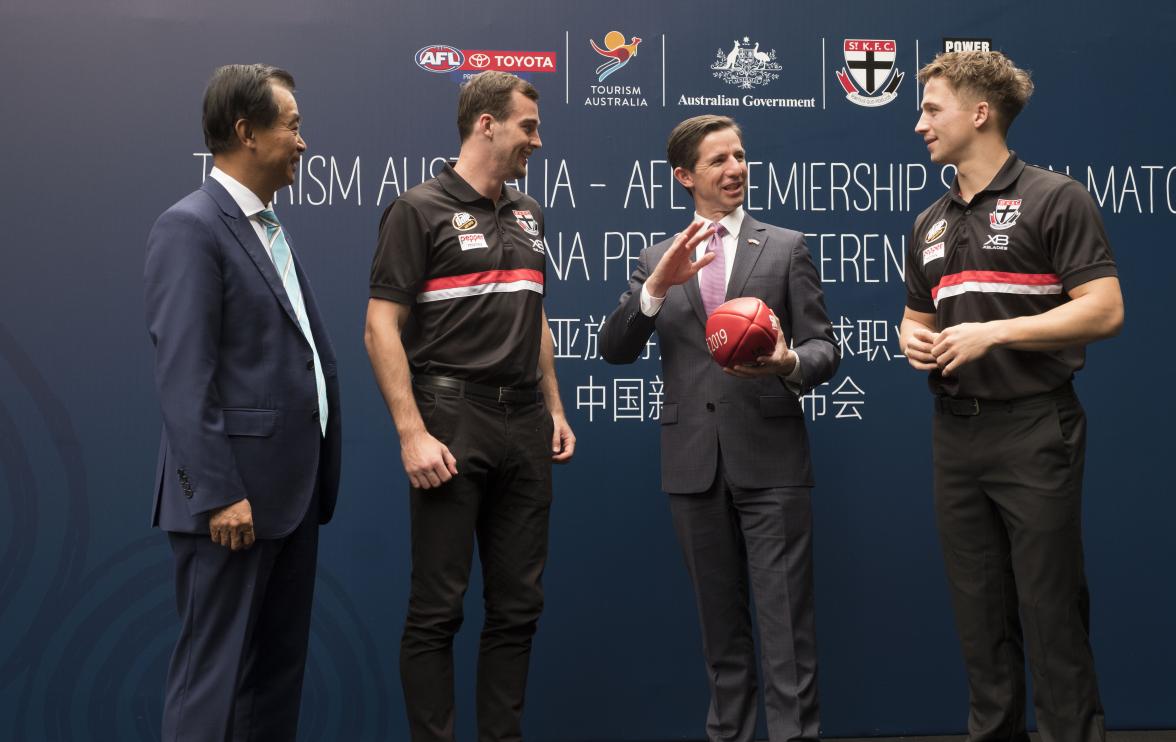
left=469, top=53, right=491, bottom=68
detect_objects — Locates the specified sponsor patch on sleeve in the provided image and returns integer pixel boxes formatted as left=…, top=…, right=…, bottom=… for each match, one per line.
left=459, top=233, right=489, bottom=251
left=923, top=242, right=945, bottom=265
left=452, top=211, right=477, bottom=231
left=925, top=218, right=947, bottom=243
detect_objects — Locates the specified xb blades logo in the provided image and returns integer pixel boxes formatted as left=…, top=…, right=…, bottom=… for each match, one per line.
left=983, top=234, right=1010, bottom=250
left=416, top=45, right=464, bottom=73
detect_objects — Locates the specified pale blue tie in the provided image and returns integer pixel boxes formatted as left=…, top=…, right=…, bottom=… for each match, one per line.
left=258, top=209, right=328, bottom=435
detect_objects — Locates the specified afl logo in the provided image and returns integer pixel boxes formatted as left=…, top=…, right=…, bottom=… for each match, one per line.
left=416, top=45, right=465, bottom=73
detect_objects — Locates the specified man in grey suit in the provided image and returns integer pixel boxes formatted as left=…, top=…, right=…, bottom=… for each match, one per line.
left=600, top=115, right=837, bottom=742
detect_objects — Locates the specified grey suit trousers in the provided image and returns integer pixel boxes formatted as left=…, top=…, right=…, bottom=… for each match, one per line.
left=669, top=459, right=820, bottom=742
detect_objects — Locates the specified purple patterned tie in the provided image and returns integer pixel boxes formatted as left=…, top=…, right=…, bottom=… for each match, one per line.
left=699, top=223, right=728, bottom=316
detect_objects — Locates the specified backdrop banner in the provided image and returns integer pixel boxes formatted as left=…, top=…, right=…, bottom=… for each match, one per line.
left=1, top=1, right=1172, bottom=739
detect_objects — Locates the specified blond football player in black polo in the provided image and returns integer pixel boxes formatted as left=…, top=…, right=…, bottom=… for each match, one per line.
left=365, top=71, right=575, bottom=742
left=901, top=51, right=1123, bottom=742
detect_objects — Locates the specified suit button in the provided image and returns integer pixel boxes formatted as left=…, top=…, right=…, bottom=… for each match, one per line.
left=706, top=402, right=715, bottom=411
left=306, top=359, right=314, bottom=370
left=312, top=409, right=320, bottom=420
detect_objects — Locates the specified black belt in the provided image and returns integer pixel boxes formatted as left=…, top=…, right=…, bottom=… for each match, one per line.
left=413, top=374, right=542, bottom=404
left=935, top=382, right=1075, bottom=416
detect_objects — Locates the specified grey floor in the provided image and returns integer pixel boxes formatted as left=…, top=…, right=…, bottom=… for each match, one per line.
left=619, top=733, right=1176, bottom=742
left=830, top=733, right=1175, bottom=742
left=611, top=734, right=1176, bottom=742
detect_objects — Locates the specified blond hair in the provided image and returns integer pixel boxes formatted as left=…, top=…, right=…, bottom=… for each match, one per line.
left=918, top=51, right=1034, bottom=134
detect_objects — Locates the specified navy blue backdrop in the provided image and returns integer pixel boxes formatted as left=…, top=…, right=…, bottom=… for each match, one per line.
left=1, top=1, right=1173, bottom=739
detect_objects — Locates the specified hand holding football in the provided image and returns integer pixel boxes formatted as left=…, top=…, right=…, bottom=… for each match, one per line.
left=705, top=297, right=780, bottom=368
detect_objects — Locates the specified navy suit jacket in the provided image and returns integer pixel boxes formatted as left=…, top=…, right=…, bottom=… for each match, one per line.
left=144, top=178, right=341, bottom=539
left=600, top=214, right=837, bottom=493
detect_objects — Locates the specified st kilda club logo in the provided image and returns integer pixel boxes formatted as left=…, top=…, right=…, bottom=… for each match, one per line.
left=989, top=198, right=1023, bottom=231
left=835, top=39, right=903, bottom=107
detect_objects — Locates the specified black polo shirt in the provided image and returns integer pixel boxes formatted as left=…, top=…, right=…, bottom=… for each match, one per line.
left=907, top=153, right=1118, bottom=399
left=370, top=164, right=548, bottom=387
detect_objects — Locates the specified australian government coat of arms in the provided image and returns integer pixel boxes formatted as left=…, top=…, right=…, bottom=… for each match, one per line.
left=711, top=36, right=782, bottom=89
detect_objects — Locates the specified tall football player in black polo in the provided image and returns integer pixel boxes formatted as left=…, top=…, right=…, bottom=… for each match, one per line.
left=365, top=71, right=575, bottom=742
left=901, top=51, right=1123, bottom=742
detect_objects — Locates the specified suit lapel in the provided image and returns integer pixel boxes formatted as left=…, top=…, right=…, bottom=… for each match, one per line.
left=683, top=254, right=709, bottom=326
left=726, top=215, right=768, bottom=301
left=202, top=179, right=302, bottom=331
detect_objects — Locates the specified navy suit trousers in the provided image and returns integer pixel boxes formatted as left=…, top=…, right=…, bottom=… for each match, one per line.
left=162, top=489, right=319, bottom=742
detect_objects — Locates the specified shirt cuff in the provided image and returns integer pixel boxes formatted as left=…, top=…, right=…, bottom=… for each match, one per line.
left=639, top=285, right=665, bottom=317
left=781, top=350, right=803, bottom=394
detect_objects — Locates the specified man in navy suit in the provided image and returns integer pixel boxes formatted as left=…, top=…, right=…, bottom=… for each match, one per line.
left=144, top=64, right=341, bottom=742
left=601, top=115, right=837, bottom=742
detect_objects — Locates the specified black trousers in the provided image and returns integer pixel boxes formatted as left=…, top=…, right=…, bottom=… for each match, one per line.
left=932, top=388, right=1104, bottom=742
left=400, top=388, right=553, bottom=742
left=668, top=461, right=819, bottom=742
left=162, top=489, right=320, bottom=742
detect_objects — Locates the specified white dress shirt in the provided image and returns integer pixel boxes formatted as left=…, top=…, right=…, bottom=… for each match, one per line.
left=208, top=167, right=329, bottom=433
left=209, top=167, right=278, bottom=261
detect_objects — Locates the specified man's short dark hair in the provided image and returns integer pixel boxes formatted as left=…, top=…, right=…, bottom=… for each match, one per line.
left=917, top=51, right=1034, bottom=136
left=456, top=71, right=539, bottom=142
left=666, top=115, right=743, bottom=173
left=202, top=64, right=296, bottom=155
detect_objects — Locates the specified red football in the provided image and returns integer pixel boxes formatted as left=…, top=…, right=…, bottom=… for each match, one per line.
left=705, top=297, right=780, bottom=368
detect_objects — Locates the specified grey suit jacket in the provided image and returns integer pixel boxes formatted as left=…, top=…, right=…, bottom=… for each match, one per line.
left=600, top=214, right=837, bottom=493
